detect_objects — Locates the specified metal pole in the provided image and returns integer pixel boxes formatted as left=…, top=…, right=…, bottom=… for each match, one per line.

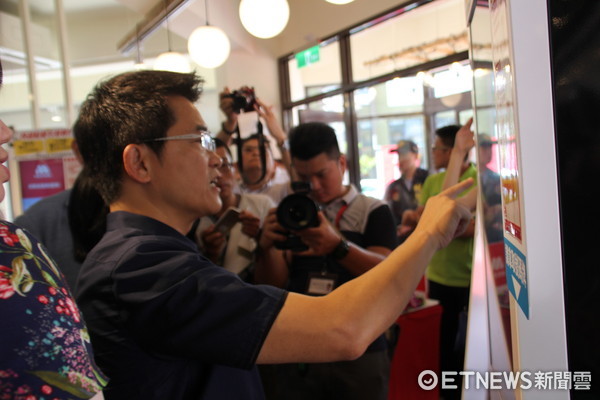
left=55, top=0, right=74, bottom=127
left=18, top=0, right=41, bottom=129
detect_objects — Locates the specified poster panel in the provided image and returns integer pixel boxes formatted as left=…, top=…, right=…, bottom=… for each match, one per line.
left=19, top=158, right=65, bottom=211
left=12, top=129, right=76, bottom=213
left=490, top=0, right=529, bottom=318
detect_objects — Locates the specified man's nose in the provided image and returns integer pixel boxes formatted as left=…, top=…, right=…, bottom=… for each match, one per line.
left=309, top=176, right=321, bottom=191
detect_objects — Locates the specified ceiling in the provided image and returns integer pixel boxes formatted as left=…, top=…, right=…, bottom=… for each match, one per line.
left=5, top=0, right=145, bottom=14
left=0, top=0, right=409, bottom=60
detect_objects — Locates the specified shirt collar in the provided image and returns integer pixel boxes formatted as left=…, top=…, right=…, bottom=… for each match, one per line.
left=320, top=184, right=357, bottom=211
left=107, top=211, right=189, bottom=241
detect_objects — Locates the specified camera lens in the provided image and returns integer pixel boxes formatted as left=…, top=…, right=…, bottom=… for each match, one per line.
left=276, top=194, right=319, bottom=231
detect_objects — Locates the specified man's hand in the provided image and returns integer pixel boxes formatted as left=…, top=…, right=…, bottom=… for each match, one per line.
left=414, top=179, right=475, bottom=250
left=259, top=208, right=289, bottom=250
left=294, top=212, right=342, bottom=256
left=396, top=208, right=423, bottom=238
left=455, top=117, right=475, bottom=154
left=219, top=87, right=238, bottom=126
left=239, top=210, right=261, bottom=238
left=200, top=225, right=226, bottom=263
left=254, top=98, right=287, bottom=146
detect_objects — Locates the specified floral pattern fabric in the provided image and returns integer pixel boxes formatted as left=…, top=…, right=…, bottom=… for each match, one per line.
left=0, top=221, right=106, bottom=399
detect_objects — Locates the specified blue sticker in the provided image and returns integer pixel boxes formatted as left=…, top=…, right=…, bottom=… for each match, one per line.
left=504, top=239, right=529, bottom=319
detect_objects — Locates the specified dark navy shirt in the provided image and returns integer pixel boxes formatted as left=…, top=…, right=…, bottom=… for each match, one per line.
left=76, top=211, right=287, bottom=400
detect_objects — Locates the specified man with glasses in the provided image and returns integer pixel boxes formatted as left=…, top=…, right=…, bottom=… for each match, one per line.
left=237, top=133, right=291, bottom=204
left=73, top=70, right=474, bottom=400
left=193, top=138, right=276, bottom=282
left=419, top=121, right=477, bottom=400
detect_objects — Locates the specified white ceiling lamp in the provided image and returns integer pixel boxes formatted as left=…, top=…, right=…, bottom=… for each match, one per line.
left=154, top=52, right=191, bottom=73
left=324, top=0, right=355, bottom=4
left=155, top=0, right=191, bottom=73
left=239, top=0, right=290, bottom=39
left=188, top=0, right=230, bottom=68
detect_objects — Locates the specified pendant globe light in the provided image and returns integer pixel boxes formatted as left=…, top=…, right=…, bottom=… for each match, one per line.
left=325, top=0, right=355, bottom=4
left=188, top=0, right=230, bottom=68
left=155, top=0, right=191, bottom=73
left=154, top=52, right=191, bottom=72
left=239, top=0, right=290, bottom=39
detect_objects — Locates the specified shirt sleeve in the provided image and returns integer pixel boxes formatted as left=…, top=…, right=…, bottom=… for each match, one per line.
left=363, top=204, right=398, bottom=250
left=114, top=239, right=287, bottom=369
left=419, top=175, right=435, bottom=206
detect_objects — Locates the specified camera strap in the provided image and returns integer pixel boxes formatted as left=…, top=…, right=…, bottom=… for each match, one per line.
left=235, top=116, right=268, bottom=186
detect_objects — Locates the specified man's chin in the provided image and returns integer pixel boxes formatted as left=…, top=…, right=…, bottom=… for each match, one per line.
left=207, top=198, right=223, bottom=215
left=313, top=194, right=329, bottom=204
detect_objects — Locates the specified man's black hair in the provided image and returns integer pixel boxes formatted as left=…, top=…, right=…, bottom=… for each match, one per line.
left=73, top=70, right=204, bottom=204
left=435, top=124, right=470, bottom=162
left=435, top=124, right=461, bottom=149
left=288, top=122, right=340, bottom=161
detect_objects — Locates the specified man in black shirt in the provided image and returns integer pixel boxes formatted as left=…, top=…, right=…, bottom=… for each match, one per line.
left=385, top=140, right=429, bottom=243
left=72, top=70, right=474, bottom=399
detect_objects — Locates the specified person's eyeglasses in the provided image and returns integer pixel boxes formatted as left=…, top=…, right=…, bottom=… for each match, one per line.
left=144, top=132, right=216, bottom=152
left=219, top=159, right=234, bottom=171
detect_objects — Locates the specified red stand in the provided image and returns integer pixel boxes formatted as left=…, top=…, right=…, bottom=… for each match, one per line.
left=388, top=303, right=442, bottom=400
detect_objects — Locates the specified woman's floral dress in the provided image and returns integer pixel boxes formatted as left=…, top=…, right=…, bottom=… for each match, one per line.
left=0, top=221, right=106, bottom=399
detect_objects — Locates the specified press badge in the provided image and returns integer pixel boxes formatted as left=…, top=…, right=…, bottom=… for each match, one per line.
left=306, top=273, right=338, bottom=295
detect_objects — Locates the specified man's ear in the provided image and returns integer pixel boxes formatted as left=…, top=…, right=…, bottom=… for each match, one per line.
left=123, top=144, right=152, bottom=183
left=338, top=153, right=347, bottom=174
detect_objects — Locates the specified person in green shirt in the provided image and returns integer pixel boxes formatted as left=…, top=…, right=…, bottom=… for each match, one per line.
left=403, top=119, right=476, bottom=400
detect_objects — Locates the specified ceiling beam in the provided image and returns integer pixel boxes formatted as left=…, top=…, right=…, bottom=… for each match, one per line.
left=116, top=0, right=192, bottom=55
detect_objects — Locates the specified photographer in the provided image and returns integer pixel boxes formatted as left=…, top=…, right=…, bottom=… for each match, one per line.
left=216, top=87, right=294, bottom=197
left=256, top=122, right=398, bottom=400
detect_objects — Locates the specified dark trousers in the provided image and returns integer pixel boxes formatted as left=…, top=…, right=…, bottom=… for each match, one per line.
left=428, top=280, right=470, bottom=400
left=259, top=350, right=390, bottom=400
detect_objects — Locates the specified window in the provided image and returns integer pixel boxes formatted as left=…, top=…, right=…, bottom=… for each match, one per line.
left=288, top=39, right=342, bottom=102
left=279, top=0, right=471, bottom=198
left=350, top=0, right=469, bottom=83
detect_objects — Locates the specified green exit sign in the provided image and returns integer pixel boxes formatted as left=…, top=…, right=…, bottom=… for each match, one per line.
left=295, top=46, right=320, bottom=68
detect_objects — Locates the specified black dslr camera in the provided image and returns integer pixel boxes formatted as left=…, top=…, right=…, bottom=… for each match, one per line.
left=226, top=86, right=257, bottom=113
left=275, top=182, right=320, bottom=252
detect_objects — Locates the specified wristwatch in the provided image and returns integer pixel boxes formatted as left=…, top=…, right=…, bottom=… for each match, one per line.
left=331, top=238, right=350, bottom=260
left=221, top=122, right=236, bottom=135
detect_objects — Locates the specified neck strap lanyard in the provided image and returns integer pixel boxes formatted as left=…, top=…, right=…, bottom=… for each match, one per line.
left=334, top=203, right=349, bottom=230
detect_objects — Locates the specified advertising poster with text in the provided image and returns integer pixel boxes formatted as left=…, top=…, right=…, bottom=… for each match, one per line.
left=12, top=129, right=76, bottom=212
left=19, top=158, right=65, bottom=211
left=491, top=0, right=529, bottom=318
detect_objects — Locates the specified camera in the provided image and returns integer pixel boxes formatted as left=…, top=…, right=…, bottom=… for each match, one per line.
left=226, top=86, right=257, bottom=113
left=275, top=181, right=320, bottom=251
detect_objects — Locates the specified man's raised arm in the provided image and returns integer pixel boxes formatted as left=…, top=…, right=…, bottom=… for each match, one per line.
left=258, top=178, right=474, bottom=364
